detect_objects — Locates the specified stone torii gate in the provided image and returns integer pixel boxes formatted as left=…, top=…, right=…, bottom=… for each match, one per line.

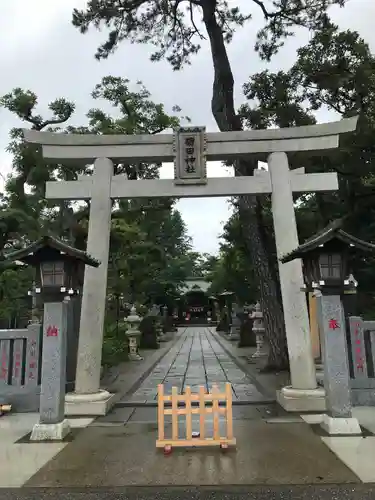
left=24, top=117, right=358, bottom=415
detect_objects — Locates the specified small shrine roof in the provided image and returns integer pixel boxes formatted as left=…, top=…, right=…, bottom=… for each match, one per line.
left=281, top=219, right=375, bottom=263
left=2, top=235, right=100, bottom=267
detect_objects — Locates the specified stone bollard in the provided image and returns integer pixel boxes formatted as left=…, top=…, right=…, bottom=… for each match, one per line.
left=251, top=302, right=267, bottom=358
left=30, top=298, right=71, bottom=441
left=316, top=290, right=361, bottom=434
left=125, top=306, right=144, bottom=361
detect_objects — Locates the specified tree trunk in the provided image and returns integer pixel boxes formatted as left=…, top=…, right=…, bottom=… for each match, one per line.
left=202, top=2, right=289, bottom=369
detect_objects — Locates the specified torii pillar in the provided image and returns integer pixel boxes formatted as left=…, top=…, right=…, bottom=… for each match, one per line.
left=268, top=154, right=325, bottom=411
left=65, top=158, right=116, bottom=415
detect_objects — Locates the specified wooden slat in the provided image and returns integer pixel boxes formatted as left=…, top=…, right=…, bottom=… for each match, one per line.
left=212, top=384, right=220, bottom=441
left=156, top=438, right=236, bottom=448
left=157, top=384, right=164, bottom=441
left=185, top=386, right=192, bottom=440
left=171, top=386, right=178, bottom=440
left=225, top=382, right=233, bottom=440
left=199, top=385, right=206, bottom=440
left=161, top=392, right=226, bottom=402
left=164, top=407, right=226, bottom=416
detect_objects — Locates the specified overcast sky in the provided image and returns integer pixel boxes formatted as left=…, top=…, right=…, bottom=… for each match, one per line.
left=1, top=0, right=374, bottom=254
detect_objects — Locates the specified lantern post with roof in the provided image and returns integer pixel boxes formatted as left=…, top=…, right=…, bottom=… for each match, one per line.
left=3, top=235, right=100, bottom=441
left=281, top=220, right=375, bottom=435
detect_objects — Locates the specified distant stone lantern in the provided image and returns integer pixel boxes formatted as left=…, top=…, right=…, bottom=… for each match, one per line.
left=4, top=235, right=100, bottom=441
left=125, top=306, right=144, bottom=361
left=281, top=219, right=375, bottom=436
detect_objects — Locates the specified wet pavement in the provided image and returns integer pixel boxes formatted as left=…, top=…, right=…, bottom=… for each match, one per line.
left=5, top=485, right=375, bottom=500
left=24, top=327, right=359, bottom=487
left=120, top=327, right=271, bottom=405
left=12, top=326, right=371, bottom=488
left=24, top=417, right=359, bottom=487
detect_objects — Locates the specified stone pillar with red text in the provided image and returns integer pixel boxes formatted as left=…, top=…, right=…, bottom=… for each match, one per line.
left=316, top=292, right=361, bottom=435
left=30, top=300, right=70, bottom=441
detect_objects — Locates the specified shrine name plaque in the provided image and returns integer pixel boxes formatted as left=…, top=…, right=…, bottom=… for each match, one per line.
left=174, top=127, right=207, bottom=185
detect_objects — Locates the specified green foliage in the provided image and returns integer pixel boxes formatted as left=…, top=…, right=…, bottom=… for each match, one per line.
left=72, top=0, right=346, bottom=70
left=102, top=319, right=129, bottom=367
left=208, top=208, right=258, bottom=305
left=240, top=23, right=375, bottom=314
left=0, top=265, right=33, bottom=324
left=0, top=76, right=194, bottom=331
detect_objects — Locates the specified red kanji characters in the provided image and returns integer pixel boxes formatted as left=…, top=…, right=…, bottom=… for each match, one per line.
left=328, top=318, right=340, bottom=330
left=14, top=352, right=21, bottom=378
left=46, top=325, right=58, bottom=337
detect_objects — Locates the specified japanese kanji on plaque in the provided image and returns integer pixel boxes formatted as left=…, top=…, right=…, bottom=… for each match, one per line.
left=174, top=127, right=207, bottom=185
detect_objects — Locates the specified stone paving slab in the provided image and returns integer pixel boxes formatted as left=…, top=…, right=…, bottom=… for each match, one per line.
left=93, top=407, right=134, bottom=424
left=121, top=327, right=273, bottom=405
left=25, top=420, right=359, bottom=487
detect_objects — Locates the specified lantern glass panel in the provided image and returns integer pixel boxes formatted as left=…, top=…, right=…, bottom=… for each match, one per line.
left=319, top=253, right=341, bottom=279
left=41, top=261, right=65, bottom=286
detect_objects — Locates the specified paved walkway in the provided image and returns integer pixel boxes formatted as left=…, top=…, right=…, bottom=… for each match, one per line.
left=121, top=327, right=271, bottom=405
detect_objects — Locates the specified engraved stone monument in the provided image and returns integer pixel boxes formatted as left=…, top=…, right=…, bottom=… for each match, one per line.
left=31, top=299, right=70, bottom=440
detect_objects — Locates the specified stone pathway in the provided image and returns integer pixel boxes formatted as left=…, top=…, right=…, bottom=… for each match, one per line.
left=121, top=327, right=271, bottom=405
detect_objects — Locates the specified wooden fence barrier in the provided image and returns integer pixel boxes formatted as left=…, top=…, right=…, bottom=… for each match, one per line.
left=156, top=382, right=236, bottom=452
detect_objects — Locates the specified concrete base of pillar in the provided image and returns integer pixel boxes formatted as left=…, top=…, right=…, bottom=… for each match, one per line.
left=65, top=389, right=116, bottom=416
left=277, top=386, right=327, bottom=412
left=321, top=414, right=362, bottom=435
left=30, top=419, right=71, bottom=441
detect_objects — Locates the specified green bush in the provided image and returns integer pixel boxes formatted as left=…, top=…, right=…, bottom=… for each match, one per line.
left=102, top=320, right=129, bottom=367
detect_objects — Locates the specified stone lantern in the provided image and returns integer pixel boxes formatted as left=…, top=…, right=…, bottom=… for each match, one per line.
left=251, top=303, right=267, bottom=358
left=6, top=235, right=96, bottom=302
left=10, top=235, right=97, bottom=392
left=3, top=235, right=99, bottom=441
left=125, top=306, right=144, bottom=361
left=281, top=219, right=374, bottom=298
left=281, top=219, right=375, bottom=435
